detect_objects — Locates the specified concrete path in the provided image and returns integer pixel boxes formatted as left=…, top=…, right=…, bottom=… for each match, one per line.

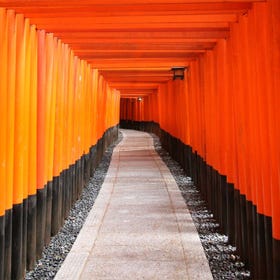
left=55, top=129, right=213, bottom=280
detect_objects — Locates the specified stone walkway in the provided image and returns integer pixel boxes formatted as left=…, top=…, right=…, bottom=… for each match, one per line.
left=55, top=129, right=213, bottom=280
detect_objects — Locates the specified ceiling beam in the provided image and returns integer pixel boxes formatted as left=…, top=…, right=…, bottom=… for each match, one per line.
left=0, top=0, right=265, bottom=7
left=4, top=3, right=252, bottom=17
left=54, top=30, right=230, bottom=40
left=70, top=42, right=216, bottom=50
left=87, top=58, right=193, bottom=69
left=29, top=14, right=237, bottom=28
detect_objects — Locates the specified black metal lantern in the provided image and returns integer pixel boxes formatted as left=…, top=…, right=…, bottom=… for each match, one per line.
left=171, top=67, right=185, bottom=80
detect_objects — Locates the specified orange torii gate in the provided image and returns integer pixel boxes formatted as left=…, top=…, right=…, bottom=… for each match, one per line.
left=0, top=0, right=279, bottom=279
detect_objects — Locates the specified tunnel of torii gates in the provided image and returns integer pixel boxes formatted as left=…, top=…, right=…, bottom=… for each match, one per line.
left=0, top=0, right=279, bottom=279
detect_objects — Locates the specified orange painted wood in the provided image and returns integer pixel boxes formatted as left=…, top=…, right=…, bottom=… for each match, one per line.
left=7, top=3, right=251, bottom=18
left=29, top=21, right=230, bottom=32
left=225, top=26, right=238, bottom=188
left=55, top=30, right=230, bottom=41
left=53, top=39, right=64, bottom=177
left=29, top=14, right=237, bottom=25
left=28, top=24, right=38, bottom=196
left=91, top=69, right=99, bottom=146
left=61, top=44, right=70, bottom=171
left=45, top=33, right=56, bottom=183
left=22, top=18, right=30, bottom=201
left=6, top=9, right=16, bottom=210
left=87, top=59, right=191, bottom=69
left=37, top=29, right=46, bottom=190
left=269, top=0, right=280, bottom=240
left=13, top=13, right=26, bottom=204
left=0, top=0, right=262, bottom=7
left=0, top=8, right=7, bottom=214
left=66, top=50, right=75, bottom=166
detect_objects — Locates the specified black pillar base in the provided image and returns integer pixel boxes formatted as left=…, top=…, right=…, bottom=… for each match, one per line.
left=22, top=199, right=27, bottom=276
left=12, top=203, right=23, bottom=280
left=45, top=181, right=53, bottom=244
left=256, top=213, right=267, bottom=279
left=27, top=195, right=36, bottom=270
left=264, top=216, right=273, bottom=279
left=36, top=187, right=46, bottom=260
left=245, top=201, right=254, bottom=274
left=4, top=209, right=12, bottom=280
left=226, top=183, right=235, bottom=243
left=51, top=176, right=61, bottom=236
left=0, top=215, right=4, bottom=280
left=240, top=195, right=248, bottom=263
left=273, top=238, right=280, bottom=279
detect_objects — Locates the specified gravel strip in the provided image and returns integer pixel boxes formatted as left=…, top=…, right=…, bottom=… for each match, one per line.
left=26, top=130, right=251, bottom=279
left=25, top=132, right=123, bottom=280
left=151, top=133, right=251, bottom=280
